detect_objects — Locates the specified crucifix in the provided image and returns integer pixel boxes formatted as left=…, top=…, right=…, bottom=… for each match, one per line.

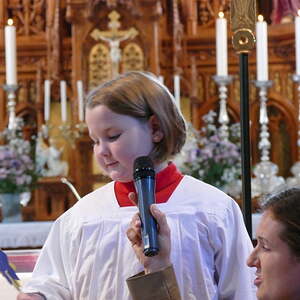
left=91, top=10, right=138, bottom=78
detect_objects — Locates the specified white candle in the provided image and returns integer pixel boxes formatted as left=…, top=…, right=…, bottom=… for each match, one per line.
left=77, top=80, right=84, bottom=122
left=4, top=19, right=17, bottom=85
left=174, top=74, right=180, bottom=110
left=216, top=12, right=228, bottom=76
left=60, top=80, right=67, bottom=122
left=44, top=80, right=51, bottom=122
left=158, top=75, right=164, bottom=84
left=256, top=15, right=269, bottom=81
left=295, top=10, right=300, bottom=75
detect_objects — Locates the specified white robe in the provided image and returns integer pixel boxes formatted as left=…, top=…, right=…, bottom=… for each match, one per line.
left=22, top=176, right=256, bottom=300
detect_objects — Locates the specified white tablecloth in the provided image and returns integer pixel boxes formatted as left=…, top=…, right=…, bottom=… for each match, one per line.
left=0, top=221, right=53, bottom=249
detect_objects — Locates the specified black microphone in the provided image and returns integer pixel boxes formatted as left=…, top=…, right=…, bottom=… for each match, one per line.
left=133, top=156, right=159, bottom=257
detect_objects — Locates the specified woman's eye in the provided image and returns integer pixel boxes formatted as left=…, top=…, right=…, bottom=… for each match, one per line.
left=261, top=244, right=270, bottom=251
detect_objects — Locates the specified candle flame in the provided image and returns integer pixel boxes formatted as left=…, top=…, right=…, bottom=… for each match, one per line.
left=258, top=15, right=264, bottom=22
left=7, top=19, right=13, bottom=26
left=218, top=12, right=224, bottom=18
left=298, top=9, right=300, bottom=16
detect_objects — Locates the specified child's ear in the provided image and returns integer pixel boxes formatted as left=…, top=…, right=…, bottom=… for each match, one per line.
left=149, top=115, right=164, bottom=142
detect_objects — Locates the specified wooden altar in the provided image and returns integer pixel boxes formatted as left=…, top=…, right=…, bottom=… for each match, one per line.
left=0, top=0, right=297, bottom=220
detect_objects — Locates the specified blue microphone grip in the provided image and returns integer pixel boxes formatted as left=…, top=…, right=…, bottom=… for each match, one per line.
left=134, top=177, right=159, bottom=256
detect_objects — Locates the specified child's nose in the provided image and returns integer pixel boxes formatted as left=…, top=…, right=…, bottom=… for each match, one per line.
left=95, top=142, right=110, bottom=157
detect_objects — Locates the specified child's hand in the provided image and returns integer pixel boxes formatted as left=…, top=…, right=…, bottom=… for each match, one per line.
left=127, top=204, right=171, bottom=274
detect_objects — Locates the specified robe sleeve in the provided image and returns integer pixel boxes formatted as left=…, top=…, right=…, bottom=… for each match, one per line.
left=126, top=265, right=181, bottom=300
left=21, top=215, right=78, bottom=300
left=211, top=200, right=257, bottom=300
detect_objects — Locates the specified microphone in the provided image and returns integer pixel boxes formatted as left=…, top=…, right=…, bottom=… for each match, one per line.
left=133, top=156, right=159, bottom=257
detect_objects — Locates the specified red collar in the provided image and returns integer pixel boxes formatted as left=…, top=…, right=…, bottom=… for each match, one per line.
left=114, top=162, right=183, bottom=207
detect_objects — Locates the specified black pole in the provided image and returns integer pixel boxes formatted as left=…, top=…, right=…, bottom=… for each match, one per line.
left=239, top=53, right=252, bottom=238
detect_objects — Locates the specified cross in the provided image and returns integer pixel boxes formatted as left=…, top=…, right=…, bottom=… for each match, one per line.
left=91, top=10, right=139, bottom=78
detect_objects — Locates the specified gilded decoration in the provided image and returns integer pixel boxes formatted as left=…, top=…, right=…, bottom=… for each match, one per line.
left=122, top=43, right=144, bottom=72
left=231, top=0, right=256, bottom=52
left=287, top=73, right=293, bottom=102
left=89, top=43, right=111, bottom=89
left=274, top=72, right=282, bottom=93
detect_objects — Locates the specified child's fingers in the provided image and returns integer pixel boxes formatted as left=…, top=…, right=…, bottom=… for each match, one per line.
left=150, top=205, right=170, bottom=236
left=127, top=213, right=142, bottom=246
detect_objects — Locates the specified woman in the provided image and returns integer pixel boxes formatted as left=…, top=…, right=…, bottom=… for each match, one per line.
left=247, top=188, right=300, bottom=299
left=127, top=187, right=300, bottom=300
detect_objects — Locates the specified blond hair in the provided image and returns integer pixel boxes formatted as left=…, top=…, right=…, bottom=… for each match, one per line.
left=86, top=71, right=186, bottom=163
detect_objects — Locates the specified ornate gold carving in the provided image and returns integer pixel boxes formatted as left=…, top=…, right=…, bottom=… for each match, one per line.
left=274, top=72, right=281, bottom=93
left=89, top=43, right=111, bottom=89
left=287, top=73, right=293, bottom=102
left=231, top=0, right=256, bottom=53
left=90, top=10, right=138, bottom=78
left=122, top=43, right=144, bottom=72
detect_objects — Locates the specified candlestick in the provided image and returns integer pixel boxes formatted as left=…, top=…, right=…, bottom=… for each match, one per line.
left=256, top=15, right=268, bottom=81
left=251, top=80, right=285, bottom=198
left=77, top=80, right=84, bottom=122
left=213, top=75, right=233, bottom=140
left=44, top=80, right=51, bottom=122
left=173, top=74, right=180, bottom=109
left=4, top=19, right=17, bottom=85
left=216, top=12, right=228, bottom=76
left=3, top=84, right=18, bottom=130
left=295, top=10, right=300, bottom=75
left=60, top=80, right=67, bottom=122
left=287, top=75, right=300, bottom=187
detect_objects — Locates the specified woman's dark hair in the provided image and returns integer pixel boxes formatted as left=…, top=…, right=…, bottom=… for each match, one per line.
left=262, top=188, right=300, bottom=259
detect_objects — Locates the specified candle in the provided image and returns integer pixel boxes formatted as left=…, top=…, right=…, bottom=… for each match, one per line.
left=256, top=15, right=269, bottom=81
left=77, top=80, right=84, bottom=122
left=158, top=75, right=164, bottom=84
left=60, top=80, right=67, bottom=122
left=216, top=12, right=228, bottom=76
left=174, top=74, right=180, bottom=110
left=44, top=80, right=51, bottom=122
left=4, top=19, right=17, bottom=85
left=295, top=10, right=300, bottom=75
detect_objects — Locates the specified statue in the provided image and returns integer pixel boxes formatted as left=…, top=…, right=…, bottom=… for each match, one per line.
left=35, top=131, right=49, bottom=175
left=36, top=135, right=69, bottom=177
left=90, top=10, right=138, bottom=78
left=272, top=0, right=300, bottom=24
left=43, top=138, right=69, bottom=177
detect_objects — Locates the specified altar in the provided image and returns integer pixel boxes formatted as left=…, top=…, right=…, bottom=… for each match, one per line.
left=0, top=221, right=53, bottom=249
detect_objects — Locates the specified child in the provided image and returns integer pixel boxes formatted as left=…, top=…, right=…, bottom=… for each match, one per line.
left=18, top=71, right=256, bottom=299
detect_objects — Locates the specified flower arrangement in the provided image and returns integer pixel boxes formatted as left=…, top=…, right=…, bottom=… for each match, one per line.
left=176, top=111, right=242, bottom=197
left=0, top=120, right=38, bottom=194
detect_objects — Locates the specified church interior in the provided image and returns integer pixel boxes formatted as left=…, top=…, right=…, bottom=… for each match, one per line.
left=0, top=0, right=300, bottom=297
